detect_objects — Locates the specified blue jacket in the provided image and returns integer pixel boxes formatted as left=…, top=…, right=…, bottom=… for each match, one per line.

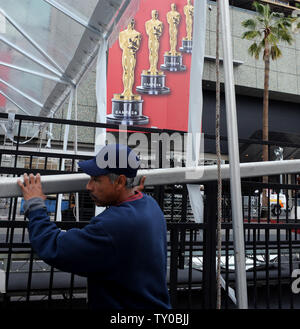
left=25, top=192, right=171, bottom=309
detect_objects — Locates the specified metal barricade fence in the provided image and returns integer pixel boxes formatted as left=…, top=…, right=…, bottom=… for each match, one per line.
left=0, top=195, right=208, bottom=309
left=1, top=113, right=300, bottom=308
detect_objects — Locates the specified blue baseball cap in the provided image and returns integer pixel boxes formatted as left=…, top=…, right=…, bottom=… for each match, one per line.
left=78, top=144, right=140, bottom=178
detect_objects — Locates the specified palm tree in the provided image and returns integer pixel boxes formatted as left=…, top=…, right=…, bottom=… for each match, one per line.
left=241, top=1, right=297, bottom=212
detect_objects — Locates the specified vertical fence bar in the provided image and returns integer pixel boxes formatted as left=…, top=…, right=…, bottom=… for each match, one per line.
left=253, top=228, right=257, bottom=309
left=265, top=227, right=270, bottom=309
left=285, top=189, right=289, bottom=225
left=171, top=188, right=175, bottom=222
left=5, top=119, right=22, bottom=294
left=181, top=185, right=188, bottom=222
left=188, top=228, right=193, bottom=308
left=276, top=188, right=280, bottom=224
left=68, top=273, right=75, bottom=309
left=247, top=189, right=251, bottom=243
left=47, top=266, right=55, bottom=308
left=267, top=187, right=270, bottom=223
left=25, top=249, right=34, bottom=303
left=202, top=182, right=217, bottom=309
left=53, top=157, right=63, bottom=223
left=178, top=228, right=186, bottom=269
left=169, top=224, right=179, bottom=307
left=5, top=199, right=12, bottom=242
left=224, top=226, right=230, bottom=309
left=295, top=187, right=298, bottom=226
left=288, top=227, right=294, bottom=309
left=277, top=227, right=282, bottom=309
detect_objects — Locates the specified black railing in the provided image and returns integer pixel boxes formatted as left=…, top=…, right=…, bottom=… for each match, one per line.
left=1, top=113, right=300, bottom=309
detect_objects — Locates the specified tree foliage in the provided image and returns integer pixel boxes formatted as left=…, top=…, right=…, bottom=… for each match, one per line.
left=241, top=1, right=297, bottom=61
left=241, top=1, right=298, bottom=210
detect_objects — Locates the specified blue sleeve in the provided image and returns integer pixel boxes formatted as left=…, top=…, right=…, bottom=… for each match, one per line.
left=27, top=208, right=117, bottom=277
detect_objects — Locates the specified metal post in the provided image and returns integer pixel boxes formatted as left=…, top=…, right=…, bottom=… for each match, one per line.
left=74, top=86, right=80, bottom=222
left=203, top=182, right=217, bottom=309
left=3, top=159, right=300, bottom=198
left=168, top=223, right=179, bottom=307
left=219, top=0, right=248, bottom=308
left=274, top=147, right=284, bottom=193
left=55, top=87, right=75, bottom=222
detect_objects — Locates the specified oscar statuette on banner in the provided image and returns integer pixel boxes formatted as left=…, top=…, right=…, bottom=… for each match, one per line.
left=108, top=19, right=149, bottom=126
left=136, top=10, right=170, bottom=95
left=180, top=0, right=194, bottom=53
left=161, top=3, right=186, bottom=72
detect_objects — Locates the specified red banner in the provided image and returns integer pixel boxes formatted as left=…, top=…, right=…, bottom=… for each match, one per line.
left=107, top=0, right=193, bottom=131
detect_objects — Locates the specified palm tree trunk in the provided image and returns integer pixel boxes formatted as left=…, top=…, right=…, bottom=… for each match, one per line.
left=263, top=50, right=269, bottom=164
left=262, top=42, right=270, bottom=213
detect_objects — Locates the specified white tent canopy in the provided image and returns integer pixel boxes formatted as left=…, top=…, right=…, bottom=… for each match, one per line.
left=0, top=0, right=137, bottom=117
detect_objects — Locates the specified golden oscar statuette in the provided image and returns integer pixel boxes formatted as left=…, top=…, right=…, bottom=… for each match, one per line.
left=161, top=3, right=186, bottom=72
left=108, top=19, right=149, bottom=126
left=136, top=10, right=170, bottom=95
left=180, top=0, right=194, bottom=53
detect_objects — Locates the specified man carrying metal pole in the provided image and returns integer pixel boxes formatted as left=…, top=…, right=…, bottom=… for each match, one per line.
left=16, top=144, right=171, bottom=310
left=219, top=0, right=248, bottom=309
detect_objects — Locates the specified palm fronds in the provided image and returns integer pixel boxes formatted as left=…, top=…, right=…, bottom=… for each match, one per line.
left=241, top=1, right=296, bottom=61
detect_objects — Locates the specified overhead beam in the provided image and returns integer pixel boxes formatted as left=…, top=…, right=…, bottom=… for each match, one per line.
left=0, top=36, right=63, bottom=78
left=41, top=0, right=130, bottom=116
left=1, top=159, right=300, bottom=198
left=0, top=78, right=43, bottom=108
left=42, top=0, right=105, bottom=35
left=0, top=62, right=70, bottom=85
left=0, top=9, right=65, bottom=75
left=0, top=90, right=31, bottom=115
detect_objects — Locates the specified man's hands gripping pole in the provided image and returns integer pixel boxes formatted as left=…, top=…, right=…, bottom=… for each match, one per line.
left=17, top=173, right=46, bottom=201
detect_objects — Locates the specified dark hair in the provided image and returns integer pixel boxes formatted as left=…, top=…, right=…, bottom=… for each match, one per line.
left=107, top=173, right=134, bottom=189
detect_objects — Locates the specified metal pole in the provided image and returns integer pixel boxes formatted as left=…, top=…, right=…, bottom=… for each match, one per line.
left=3, top=159, right=300, bottom=198
left=219, top=0, right=248, bottom=308
left=55, top=87, right=75, bottom=222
